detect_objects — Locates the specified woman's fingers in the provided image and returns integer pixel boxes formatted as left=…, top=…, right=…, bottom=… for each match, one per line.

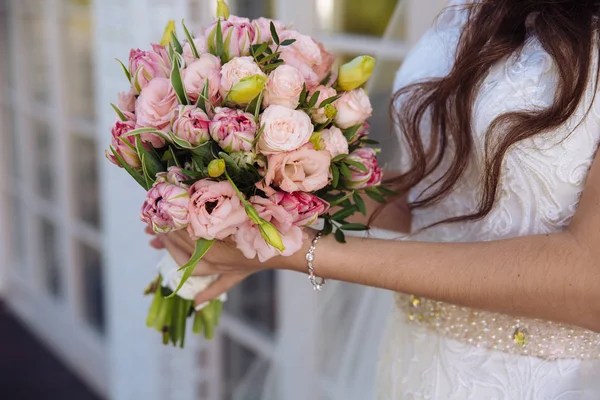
left=172, top=229, right=196, bottom=254
left=162, top=235, right=193, bottom=267
left=194, top=273, right=248, bottom=309
left=150, top=236, right=165, bottom=250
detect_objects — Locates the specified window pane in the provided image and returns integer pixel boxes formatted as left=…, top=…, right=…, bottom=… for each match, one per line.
left=40, top=219, right=62, bottom=297
left=79, top=242, right=105, bottom=334
left=0, top=1, right=13, bottom=89
left=8, top=195, right=26, bottom=274
left=20, top=0, right=49, bottom=102
left=231, top=0, right=274, bottom=19
left=316, top=0, right=405, bottom=37
left=1, top=105, right=17, bottom=182
left=61, top=0, right=95, bottom=120
left=71, top=134, right=101, bottom=228
left=221, top=336, right=268, bottom=400
left=32, top=120, right=55, bottom=202
left=224, top=270, right=276, bottom=336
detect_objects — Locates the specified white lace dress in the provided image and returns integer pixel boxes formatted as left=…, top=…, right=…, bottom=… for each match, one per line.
left=376, top=2, right=600, bottom=399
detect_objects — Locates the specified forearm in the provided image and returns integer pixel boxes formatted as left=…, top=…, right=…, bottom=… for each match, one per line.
left=283, top=230, right=600, bottom=331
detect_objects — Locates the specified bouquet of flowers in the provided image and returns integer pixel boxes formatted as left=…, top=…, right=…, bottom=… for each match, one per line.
left=106, top=0, right=389, bottom=348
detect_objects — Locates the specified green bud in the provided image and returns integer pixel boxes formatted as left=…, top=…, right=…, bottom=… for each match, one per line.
left=324, top=103, right=337, bottom=119
left=207, top=159, right=226, bottom=178
left=258, top=220, right=286, bottom=252
left=337, top=56, right=376, bottom=92
left=216, top=0, right=230, bottom=19
left=227, top=74, right=267, bottom=105
left=159, top=20, right=177, bottom=47
left=309, top=131, right=325, bottom=151
left=244, top=204, right=263, bottom=226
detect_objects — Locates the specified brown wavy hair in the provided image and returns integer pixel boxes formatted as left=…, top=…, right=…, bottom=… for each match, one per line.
left=385, top=0, right=600, bottom=227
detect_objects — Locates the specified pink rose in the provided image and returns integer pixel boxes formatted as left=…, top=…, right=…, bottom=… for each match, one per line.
left=263, top=65, right=305, bottom=109
left=252, top=17, right=286, bottom=44
left=309, top=85, right=338, bottom=123
left=187, top=179, right=248, bottom=241
left=107, top=112, right=140, bottom=169
left=182, top=54, right=221, bottom=104
left=209, top=107, right=257, bottom=152
left=182, top=36, right=208, bottom=65
left=219, top=56, right=265, bottom=100
left=257, top=105, right=313, bottom=155
left=320, top=127, right=349, bottom=158
left=278, top=30, right=335, bottom=89
left=271, top=191, right=329, bottom=227
left=263, top=144, right=330, bottom=192
left=129, top=44, right=171, bottom=92
left=135, top=78, right=179, bottom=147
left=343, top=147, right=383, bottom=189
left=141, top=182, right=190, bottom=233
left=155, top=166, right=191, bottom=189
left=334, top=88, right=373, bottom=129
left=234, top=196, right=304, bottom=262
left=206, top=17, right=256, bottom=61
left=117, top=88, right=136, bottom=113
left=172, top=105, right=211, bottom=146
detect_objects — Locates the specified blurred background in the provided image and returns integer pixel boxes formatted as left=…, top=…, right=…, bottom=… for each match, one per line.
left=0, top=0, right=445, bottom=399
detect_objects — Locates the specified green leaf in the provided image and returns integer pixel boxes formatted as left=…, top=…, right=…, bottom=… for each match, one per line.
left=270, top=21, right=280, bottom=45
left=169, top=146, right=181, bottom=167
left=145, top=276, right=163, bottom=327
left=171, top=31, right=184, bottom=54
left=280, top=39, right=296, bottom=46
left=318, top=94, right=341, bottom=108
left=262, top=60, right=283, bottom=72
left=340, top=223, right=369, bottom=231
left=319, top=72, right=332, bottom=86
left=345, top=159, right=368, bottom=173
left=365, top=187, right=386, bottom=203
left=334, top=228, right=346, bottom=243
left=328, top=191, right=353, bottom=207
left=331, top=164, right=340, bottom=188
left=122, top=127, right=163, bottom=137
left=115, top=58, right=132, bottom=82
left=331, top=153, right=349, bottom=162
left=299, top=83, right=308, bottom=106
left=109, top=146, right=149, bottom=189
left=339, top=162, right=353, bottom=179
left=332, top=205, right=358, bottom=222
left=192, top=311, right=204, bottom=335
left=168, top=239, right=215, bottom=298
left=254, top=89, right=265, bottom=121
left=378, top=186, right=398, bottom=196
left=252, top=42, right=269, bottom=58
left=343, top=124, right=363, bottom=141
left=110, top=103, right=129, bottom=122
left=353, top=192, right=367, bottom=215
left=307, top=90, right=320, bottom=108
left=219, top=152, right=241, bottom=177
left=322, top=218, right=333, bottom=236
left=216, top=19, right=224, bottom=58
left=361, top=139, right=380, bottom=145
left=170, top=56, right=189, bottom=105
left=136, top=136, right=165, bottom=183
left=181, top=20, right=199, bottom=59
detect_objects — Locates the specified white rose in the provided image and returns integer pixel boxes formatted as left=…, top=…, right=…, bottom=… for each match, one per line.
left=183, top=54, right=221, bottom=104
left=263, top=65, right=305, bottom=109
left=321, top=127, right=349, bottom=158
left=182, top=36, right=208, bottom=66
left=157, top=254, right=227, bottom=309
left=257, top=105, right=314, bottom=155
left=219, top=56, right=266, bottom=100
left=309, top=85, right=338, bottom=123
left=334, top=88, right=373, bottom=129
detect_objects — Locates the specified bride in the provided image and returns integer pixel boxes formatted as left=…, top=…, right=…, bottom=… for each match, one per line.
left=151, top=0, right=600, bottom=397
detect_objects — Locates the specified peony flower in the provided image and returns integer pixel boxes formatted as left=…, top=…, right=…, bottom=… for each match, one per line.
left=334, top=88, right=373, bottom=129
left=263, top=65, right=305, bottom=109
left=129, top=44, right=171, bottom=92
left=182, top=54, right=221, bottom=104
left=155, top=166, right=191, bottom=188
left=141, top=182, right=190, bottom=233
left=171, top=105, right=211, bottom=147
left=182, top=36, right=208, bottom=66
left=106, top=113, right=140, bottom=169
left=252, top=17, right=286, bottom=44
left=263, top=144, right=330, bottom=192
left=219, top=56, right=266, bottom=101
left=209, top=107, right=257, bottom=152
left=234, top=196, right=304, bottom=262
left=278, top=30, right=335, bottom=89
left=187, top=179, right=248, bottom=241
left=271, top=191, right=329, bottom=227
left=309, top=85, right=338, bottom=123
left=135, top=77, right=179, bottom=147
left=257, top=105, right=313, bottom=155
left=117, top=88, right=136, bottom=113
left=320, top=127, right=349, bottom=158
left=205, top=17, right=256, bottom=62
left=336, top=56, right=376, bottom=92
left=342, top=147, right=383, bottom=189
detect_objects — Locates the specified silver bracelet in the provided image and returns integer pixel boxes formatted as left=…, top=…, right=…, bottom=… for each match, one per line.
left=306, top=230, right=326, bottom=291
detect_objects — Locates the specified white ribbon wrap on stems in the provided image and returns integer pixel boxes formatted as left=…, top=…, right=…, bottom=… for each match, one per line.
left=157, top=253, right=227, bottom=310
